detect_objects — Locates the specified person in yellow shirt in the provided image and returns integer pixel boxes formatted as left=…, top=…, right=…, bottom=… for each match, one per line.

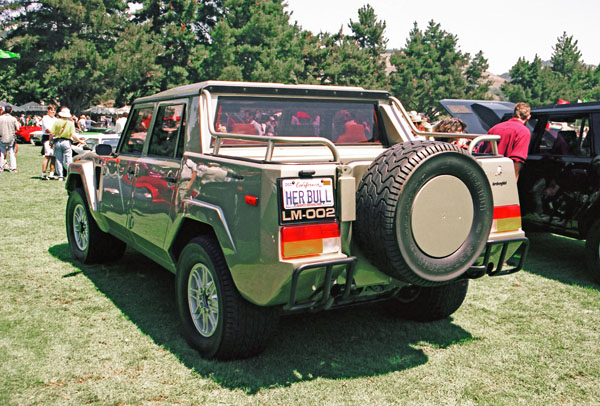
left=50, top=106, right=82, bottom=181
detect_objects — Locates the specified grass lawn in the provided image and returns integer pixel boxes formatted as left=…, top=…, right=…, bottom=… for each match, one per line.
left=1, top=144, right=600, bottom=405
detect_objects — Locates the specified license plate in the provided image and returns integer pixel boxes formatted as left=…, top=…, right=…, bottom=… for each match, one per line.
left=281, top=178, right=334, bottom=209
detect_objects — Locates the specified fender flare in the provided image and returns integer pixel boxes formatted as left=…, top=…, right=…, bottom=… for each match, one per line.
left=171, top=199, right=237, bottom=255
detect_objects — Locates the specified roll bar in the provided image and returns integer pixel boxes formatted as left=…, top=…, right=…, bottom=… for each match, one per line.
left=388, top=96, right=499, bottom=155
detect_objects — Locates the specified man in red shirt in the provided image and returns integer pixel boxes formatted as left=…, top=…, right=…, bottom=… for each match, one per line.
left=486, top=102, right=531, bottom=179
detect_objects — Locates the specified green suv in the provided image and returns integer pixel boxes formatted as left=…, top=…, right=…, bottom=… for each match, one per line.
left=65, top=81, right=528, bottom=359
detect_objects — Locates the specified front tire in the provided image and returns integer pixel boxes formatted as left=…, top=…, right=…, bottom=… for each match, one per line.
left=66, top=188, right=126, bottom=264
left=385, top=280, right=469, bottom=321
left=176, top=236, right=279, bottom=360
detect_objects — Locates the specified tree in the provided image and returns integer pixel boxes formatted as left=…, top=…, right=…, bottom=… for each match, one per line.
left=502, top=32, right=599, bottom=106
left=388, top=21, right=490, bottom=118
left=104, top=24, right=165, bottom=106
left=133, top=0, right=223, bottom=89
left=348, top=4, right=387, bottom=57
left=300, top=4, right=388, bottom=89
left=551, top=32, right=583, bottom=77
left=203, top=0, right=305, bottom=83
left=0, top=0, right=129, bottom=109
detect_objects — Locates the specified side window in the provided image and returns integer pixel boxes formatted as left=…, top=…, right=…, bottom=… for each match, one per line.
left=535, top=115, right=591, bottom=157
left=148, top=104, right=186, bottom=158
left=120, top=107, right=154, bottom=155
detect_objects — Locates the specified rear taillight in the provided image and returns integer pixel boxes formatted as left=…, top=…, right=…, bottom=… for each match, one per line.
left=492, top=204, right=521, bottom=232
left=280, top=222, right=340, bottom=259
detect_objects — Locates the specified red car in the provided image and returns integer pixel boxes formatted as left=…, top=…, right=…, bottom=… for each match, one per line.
left=15, top=125, right=42, bottom=144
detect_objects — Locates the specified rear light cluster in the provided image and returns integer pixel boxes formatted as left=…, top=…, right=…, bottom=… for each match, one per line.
left=280, top=222, right=340, bottom=259
left=492, top=204, right=521, bottom=233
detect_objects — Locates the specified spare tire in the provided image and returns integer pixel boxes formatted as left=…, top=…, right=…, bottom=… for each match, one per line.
left=355, top=141, right=493, bottom=286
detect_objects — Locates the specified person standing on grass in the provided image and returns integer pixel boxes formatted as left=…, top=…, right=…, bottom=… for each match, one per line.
left=50, top=106, right=82, bottom=181
left=40, top=105, right=57, bottom=180
left=0, top=105, right=21, bottom=173
left=486, top=102, right=532, bottom=180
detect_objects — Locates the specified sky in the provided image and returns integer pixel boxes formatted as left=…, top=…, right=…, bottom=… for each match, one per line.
left=285, top=0, right=600, bottom=75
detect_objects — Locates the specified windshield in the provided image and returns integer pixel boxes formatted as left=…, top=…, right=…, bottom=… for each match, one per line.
left=214, top=97, right=382, bottom=144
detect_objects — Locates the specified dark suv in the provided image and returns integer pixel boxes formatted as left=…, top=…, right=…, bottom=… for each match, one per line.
left=441, top=99, right=600, bottom=279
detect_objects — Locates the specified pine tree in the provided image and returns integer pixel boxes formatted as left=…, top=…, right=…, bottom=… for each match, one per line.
left=389, top=21, right=490, bottom=118
left=203, top=0, right=305, bottom=83
left=301, top=4, right=388, bottom=89
left=133, top=0, right=222, bottom=88
left=502, top=32, right=599, bottom=106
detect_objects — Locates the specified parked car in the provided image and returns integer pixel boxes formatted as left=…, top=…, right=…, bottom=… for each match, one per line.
left=441, top=99, right=600, bottom=280
left=72, top=129, right=120, bottom=156
left=29, top=130, right=43, bottom=145
left=65, top=82, right=528, bottom=360
left=15, top=125, right=42, bottom=144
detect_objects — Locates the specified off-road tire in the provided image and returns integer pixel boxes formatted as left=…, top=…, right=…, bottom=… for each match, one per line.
left=176, top=236, right=279, bottom=360
left=585, top=218, right=600, bottom=282
left=66, top=188, right=126, bottom=264
left=385, top=280, right=469, bottom=321
left=355, top=141, right=493, bottom=286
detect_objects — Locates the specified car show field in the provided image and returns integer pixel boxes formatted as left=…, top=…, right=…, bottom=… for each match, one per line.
left=2, top=144, right=600, bottom=405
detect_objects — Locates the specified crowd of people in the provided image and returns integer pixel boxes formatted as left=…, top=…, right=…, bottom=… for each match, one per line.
left=0, top=104, right=88, bottom=180
left=9, top=110, right=98, bottom=132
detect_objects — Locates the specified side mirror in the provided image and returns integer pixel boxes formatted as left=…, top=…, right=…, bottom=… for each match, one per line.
left=96, top=143, right=113, bottom=156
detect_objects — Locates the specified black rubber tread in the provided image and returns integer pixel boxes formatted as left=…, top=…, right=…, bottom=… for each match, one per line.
left=584, top=218, right=600, bottom=283
left=385, top=280, right=469, bottom=321
left=66, top=188, right=126, bottom=264
left=355, top=141, right=493, bottom=286
left=176, top=236, right=279, bottom=360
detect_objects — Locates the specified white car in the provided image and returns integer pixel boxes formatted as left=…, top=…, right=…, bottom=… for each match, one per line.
left=72, top=131, right=120, bottom=155
left=30, top=130, right=44, bottom=145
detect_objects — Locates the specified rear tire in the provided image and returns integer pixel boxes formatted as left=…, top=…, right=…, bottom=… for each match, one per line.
left=66, top=188, right=126, bottom=264
left=176, top=236, right=279, bottom=360
left=385, top=280, right=469, bottom=321
left=585, top=218, right=600, bottom=282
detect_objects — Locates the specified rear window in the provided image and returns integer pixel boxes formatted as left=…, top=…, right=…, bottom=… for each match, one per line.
left=213, top=97, right=382, bottom=144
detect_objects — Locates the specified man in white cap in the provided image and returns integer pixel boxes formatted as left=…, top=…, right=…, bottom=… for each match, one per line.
left=50, top=106, right=82, bottom=180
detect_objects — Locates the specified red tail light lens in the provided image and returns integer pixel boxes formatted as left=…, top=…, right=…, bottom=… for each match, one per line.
left=281, top=222, right=340, bottom=259
left=492, top=204, right=521, bottom=232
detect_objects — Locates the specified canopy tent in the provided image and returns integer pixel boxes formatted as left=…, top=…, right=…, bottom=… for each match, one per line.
left=115, top=106, right=130, bottom=115
left=0, top=101, right=17, bottom=109
left=82, top=105, right=116, bottom=115
left=0, top=50, right=20, bottom=59
left=14, top=101, right=46, bottom=113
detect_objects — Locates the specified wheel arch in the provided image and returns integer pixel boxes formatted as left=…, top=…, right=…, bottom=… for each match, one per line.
left=169, top=218, right=220, bottom=265
left=66, top=165, right=111, bottom=233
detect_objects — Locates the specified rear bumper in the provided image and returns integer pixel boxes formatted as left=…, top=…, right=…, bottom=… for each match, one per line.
left=284, top=257, right=358, bottom=312
left=281, top=237, right=529, bottom=313
left=467, top=237, right=529, bottom=278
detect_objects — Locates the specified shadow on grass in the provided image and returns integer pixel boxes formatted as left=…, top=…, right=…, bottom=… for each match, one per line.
left=524, top=231, right=600, bottom=288
left=49, top=243, right=473, bottom=393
